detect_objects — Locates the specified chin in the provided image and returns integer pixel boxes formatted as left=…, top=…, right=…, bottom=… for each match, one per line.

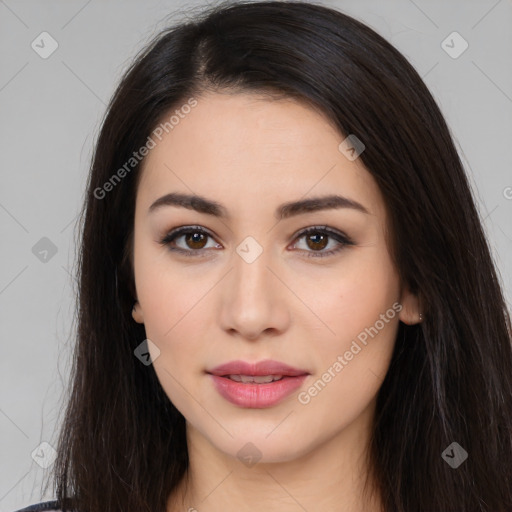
left=203, top=426, right=313, bottom=465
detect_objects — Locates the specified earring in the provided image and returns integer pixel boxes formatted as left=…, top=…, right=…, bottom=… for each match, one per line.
left=419, top=312, right=424, bottom=321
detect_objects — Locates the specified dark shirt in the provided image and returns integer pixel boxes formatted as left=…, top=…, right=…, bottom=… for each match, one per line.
left=12, top=501, right=62, bottom=512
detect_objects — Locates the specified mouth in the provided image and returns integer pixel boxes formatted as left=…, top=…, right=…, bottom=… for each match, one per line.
left=206, top=360, right=310, bottom=408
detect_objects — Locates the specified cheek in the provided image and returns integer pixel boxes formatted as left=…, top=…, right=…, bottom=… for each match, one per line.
left=133, top=247, right=213, bottom=373
left=298, top=287, right=400, bottom=431
left=294, top=248, right=399, bottom=344
left=135, top=265, right=207, bottom=410
left=133, top=238, right=194, bottom=337
left=296, top=250, right=400, bottom=400
left=137, top=274, right=200, bottom=348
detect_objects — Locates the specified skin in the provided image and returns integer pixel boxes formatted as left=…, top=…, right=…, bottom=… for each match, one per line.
left=131, top=91, right=421, bottom=512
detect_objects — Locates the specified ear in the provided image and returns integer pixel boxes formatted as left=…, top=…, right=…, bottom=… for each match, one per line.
left=132, top=301, right=144, bottom=324
left=398, top=284, right=423, bottom=325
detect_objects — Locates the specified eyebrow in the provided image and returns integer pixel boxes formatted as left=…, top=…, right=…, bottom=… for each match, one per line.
left=148, top=192, right=370, bottom=220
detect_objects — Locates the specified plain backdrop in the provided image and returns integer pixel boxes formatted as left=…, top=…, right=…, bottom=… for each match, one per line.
left=1, top=0, right=511, bottom=509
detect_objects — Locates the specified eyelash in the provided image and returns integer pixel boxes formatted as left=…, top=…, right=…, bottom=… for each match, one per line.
left=158, top=225, right=354, bottom=259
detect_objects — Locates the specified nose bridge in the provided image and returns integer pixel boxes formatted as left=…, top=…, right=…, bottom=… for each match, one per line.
left=232, top=235, right=274, bottom=304
left=219, top=234, right=289, bottom=338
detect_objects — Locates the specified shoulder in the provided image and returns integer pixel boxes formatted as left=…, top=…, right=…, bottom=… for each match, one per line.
left=12, top=501, right=63, bottom=512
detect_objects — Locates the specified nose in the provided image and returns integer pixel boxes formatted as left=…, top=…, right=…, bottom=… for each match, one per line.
left=218, top=243, right=291, bottom=341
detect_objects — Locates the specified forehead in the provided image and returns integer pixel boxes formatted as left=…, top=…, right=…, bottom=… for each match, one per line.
left=136, top=92, right=384, bottom=220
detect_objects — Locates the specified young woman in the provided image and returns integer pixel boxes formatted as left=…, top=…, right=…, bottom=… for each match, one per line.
left=15, top=1, right=512, bottom=511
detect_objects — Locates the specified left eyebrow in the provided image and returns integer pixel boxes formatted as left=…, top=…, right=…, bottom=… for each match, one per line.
left=148, top=192, right=370, bottom=220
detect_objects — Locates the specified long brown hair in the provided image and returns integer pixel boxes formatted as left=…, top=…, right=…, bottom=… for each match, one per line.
left=45, top=2, right=512, bottom=510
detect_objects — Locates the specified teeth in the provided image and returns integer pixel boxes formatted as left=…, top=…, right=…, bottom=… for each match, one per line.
left=227, top=374, right=284, bottom=383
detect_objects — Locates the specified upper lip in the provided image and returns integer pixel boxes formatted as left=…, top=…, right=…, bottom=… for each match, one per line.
left=207, top=359, right=310, bottom=377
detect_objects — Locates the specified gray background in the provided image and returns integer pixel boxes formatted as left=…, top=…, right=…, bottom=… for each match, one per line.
left=1, top=0, right=511, bottom=509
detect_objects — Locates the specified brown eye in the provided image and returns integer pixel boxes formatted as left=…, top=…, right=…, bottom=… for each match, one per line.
left=159, top=226, right=219, bottom=257
left=184, top=231, right=208, bottom=250
left=305, top=232, right=329, bottom=251
left=292, top=226, right=354, bottom=258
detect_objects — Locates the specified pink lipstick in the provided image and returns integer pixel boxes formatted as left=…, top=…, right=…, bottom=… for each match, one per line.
left=207, top=359, right=309, bottom=408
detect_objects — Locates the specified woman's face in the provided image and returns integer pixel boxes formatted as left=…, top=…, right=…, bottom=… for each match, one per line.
left=131, top=92, right=420, bottom=463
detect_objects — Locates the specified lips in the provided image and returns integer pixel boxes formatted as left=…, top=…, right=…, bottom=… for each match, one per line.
left=207, top=359, right=310, bottom=408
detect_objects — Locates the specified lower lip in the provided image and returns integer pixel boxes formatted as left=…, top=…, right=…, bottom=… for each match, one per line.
left=209, top=374, right=308, bottom=408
